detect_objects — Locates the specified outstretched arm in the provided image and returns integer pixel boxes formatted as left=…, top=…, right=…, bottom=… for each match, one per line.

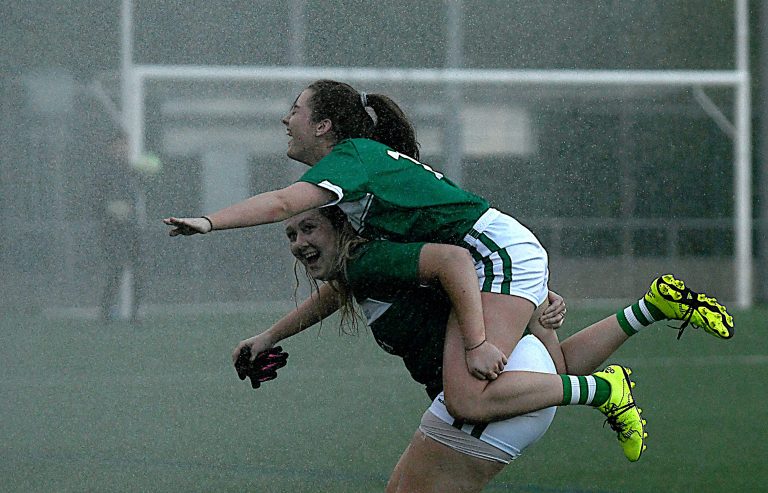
left=165, top=182, right=336, bottom=236
left=417, top=243, right=507, bottom=380
left=231, top=282, right=341, bottom=363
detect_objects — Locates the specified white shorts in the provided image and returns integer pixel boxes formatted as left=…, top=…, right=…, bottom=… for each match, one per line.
left=462, top=208, right=549, bottom=307
left=420, top=335, right=557, bottom=463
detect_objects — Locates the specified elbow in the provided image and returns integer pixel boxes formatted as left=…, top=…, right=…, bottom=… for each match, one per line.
left=443, top=245, right=473, bottom=264
left=266, top=191, right=297, bottom=223
left=433, top=245, right=475, bottom=275
left=272, top=201, right=293, bottom=223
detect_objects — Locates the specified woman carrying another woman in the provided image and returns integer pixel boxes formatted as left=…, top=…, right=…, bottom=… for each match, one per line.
left=232, top=206, right=731, bottom=492
left=166, top=80, right=733, bottom=463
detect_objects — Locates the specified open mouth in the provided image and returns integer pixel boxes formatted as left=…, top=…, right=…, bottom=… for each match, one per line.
left=302, top=249, right=321, bottom=267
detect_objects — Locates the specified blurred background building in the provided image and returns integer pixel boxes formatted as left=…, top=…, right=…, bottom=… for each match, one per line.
left=2, top=0, right=766, bottom=317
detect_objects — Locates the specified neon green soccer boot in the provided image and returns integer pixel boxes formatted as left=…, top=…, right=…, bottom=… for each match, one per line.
left=594, top=365, right=647, bottom=462
left=644, top=274, right=734, bottom=339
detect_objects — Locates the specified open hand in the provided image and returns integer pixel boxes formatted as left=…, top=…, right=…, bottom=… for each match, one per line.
left=163, top=217, right=212, bottom=236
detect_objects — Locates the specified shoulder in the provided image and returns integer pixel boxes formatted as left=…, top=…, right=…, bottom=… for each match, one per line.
left=338, top=138, right=390, bottom=155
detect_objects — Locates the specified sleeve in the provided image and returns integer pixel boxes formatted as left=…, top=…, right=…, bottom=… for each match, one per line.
left=347, top=241, right=427, bottom=295
left=297, top=143, right=370, bottom=204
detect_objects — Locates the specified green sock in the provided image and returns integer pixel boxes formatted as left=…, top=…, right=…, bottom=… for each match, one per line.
left=560, top=375, right=612, bottom=407
left=616, top=298, right=665, bottom=336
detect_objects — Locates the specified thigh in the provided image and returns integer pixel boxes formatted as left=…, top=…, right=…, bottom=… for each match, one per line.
left=442, top=295, right=565, bottom=422
left=442, top=294, right=534, bottom=401
left=387, top=430, right=503, bottom=493
left=481, top=292, right=535, bottom=355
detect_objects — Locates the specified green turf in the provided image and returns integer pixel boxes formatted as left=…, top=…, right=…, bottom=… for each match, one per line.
left=2, top=305, right=766, bottom=492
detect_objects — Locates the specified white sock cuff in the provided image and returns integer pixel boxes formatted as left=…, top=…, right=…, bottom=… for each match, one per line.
left=623, top=306, right=643, bottom=333
left=638, top=299, right=657, bottom=323
left=568, top=375, right=597, bottom=405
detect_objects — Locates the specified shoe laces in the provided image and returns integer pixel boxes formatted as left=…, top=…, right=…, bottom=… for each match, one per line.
left=671, top=304, right=696, bottom=340
left=602, top=401, right=638, bottom=438
left=666, top=288, right=703, bottom=340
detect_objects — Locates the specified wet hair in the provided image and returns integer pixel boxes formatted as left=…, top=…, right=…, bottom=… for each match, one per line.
left=292, top=206, right=368, bottom=336
left=306, top=80, right=420, bottom=160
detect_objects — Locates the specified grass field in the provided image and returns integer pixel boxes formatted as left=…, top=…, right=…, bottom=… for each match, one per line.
left=2, top=303, right=766, bottom=492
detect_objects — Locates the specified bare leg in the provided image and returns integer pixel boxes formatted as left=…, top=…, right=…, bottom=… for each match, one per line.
left=100, top=262, right=123, bottom=319
left=526, top=305, right=629, bottom=376
left=442, top=293, right=564, bottom=423
left=386, top=430, right=503, bottom=493
left=129, top=235, right=142, bottom=322
left=442, top=296, right=643, bottom=422
left=560, top=314, right=629, bottom=375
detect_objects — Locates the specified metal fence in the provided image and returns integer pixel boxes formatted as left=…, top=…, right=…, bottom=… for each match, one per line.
left=2, top=1, right=756, bottom=315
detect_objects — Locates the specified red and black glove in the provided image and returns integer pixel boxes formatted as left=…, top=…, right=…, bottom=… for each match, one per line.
left=234, top=346, right=289, bottom=389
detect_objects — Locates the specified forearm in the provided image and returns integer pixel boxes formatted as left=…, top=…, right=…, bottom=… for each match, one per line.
left=207, top=191, right=290, bottom=230
left=262, top=284, right=341, bottom=343
left=205, top=182, right=335, bottom=231
left=420, top=244, right=486, bottom=348
left=440, top=268, right=485, bottom=349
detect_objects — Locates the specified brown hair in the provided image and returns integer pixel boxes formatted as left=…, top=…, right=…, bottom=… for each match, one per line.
left=293, top=206, right=368, bottom=335
left=306, top=80, right=420, bottom=160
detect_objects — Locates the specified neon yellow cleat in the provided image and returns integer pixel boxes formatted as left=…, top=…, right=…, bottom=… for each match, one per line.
left=594, top=365, right=647, bottom=462
left=645, top=274, right=734, bottom=339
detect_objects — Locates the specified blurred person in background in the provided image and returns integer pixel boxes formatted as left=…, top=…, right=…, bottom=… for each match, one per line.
left=96, top=126, right=158, bottom=322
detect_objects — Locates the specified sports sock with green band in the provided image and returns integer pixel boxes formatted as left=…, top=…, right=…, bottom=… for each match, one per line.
left=616, top=298, right=664, bottom=336
left=559, top=375, right=611, bottom=407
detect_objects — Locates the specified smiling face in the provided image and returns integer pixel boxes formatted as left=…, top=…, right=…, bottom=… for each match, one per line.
left=281, top=88, right=333, bottom=166
left=285, top=209, right=341, bottom=281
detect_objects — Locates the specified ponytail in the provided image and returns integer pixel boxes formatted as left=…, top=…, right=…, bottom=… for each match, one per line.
left=306, top=80, right=420, bottom=160
left=366, top=94, right=420, bottom=160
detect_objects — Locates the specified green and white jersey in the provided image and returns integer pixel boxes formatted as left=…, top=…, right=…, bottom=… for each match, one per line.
left=299, top=138, right=489, bottom=245
left=346, top=240, right=448, bottom=399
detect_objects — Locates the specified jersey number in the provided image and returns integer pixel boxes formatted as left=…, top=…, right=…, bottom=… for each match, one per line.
left=386, top=150, right=444, bottom=180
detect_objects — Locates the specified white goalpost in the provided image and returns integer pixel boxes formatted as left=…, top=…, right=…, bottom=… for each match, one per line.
left=119, top=0, right=753, bottom=308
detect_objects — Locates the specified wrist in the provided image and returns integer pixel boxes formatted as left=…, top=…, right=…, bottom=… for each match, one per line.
left=263, top=329, right=283, bottom=346
left=464, top=338, right=487, bottom=352
left=201, top=215, right=214, bottom=233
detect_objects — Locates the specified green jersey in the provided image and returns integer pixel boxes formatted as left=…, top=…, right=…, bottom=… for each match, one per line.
left=346, top=240, right=449, bottom=399
left=299, top=138, right=489, bottom=244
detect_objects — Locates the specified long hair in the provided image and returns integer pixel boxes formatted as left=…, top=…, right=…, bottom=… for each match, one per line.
left=292, top=206, right=368, bottom=335
left=306, top=80, right=420, bottom=160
